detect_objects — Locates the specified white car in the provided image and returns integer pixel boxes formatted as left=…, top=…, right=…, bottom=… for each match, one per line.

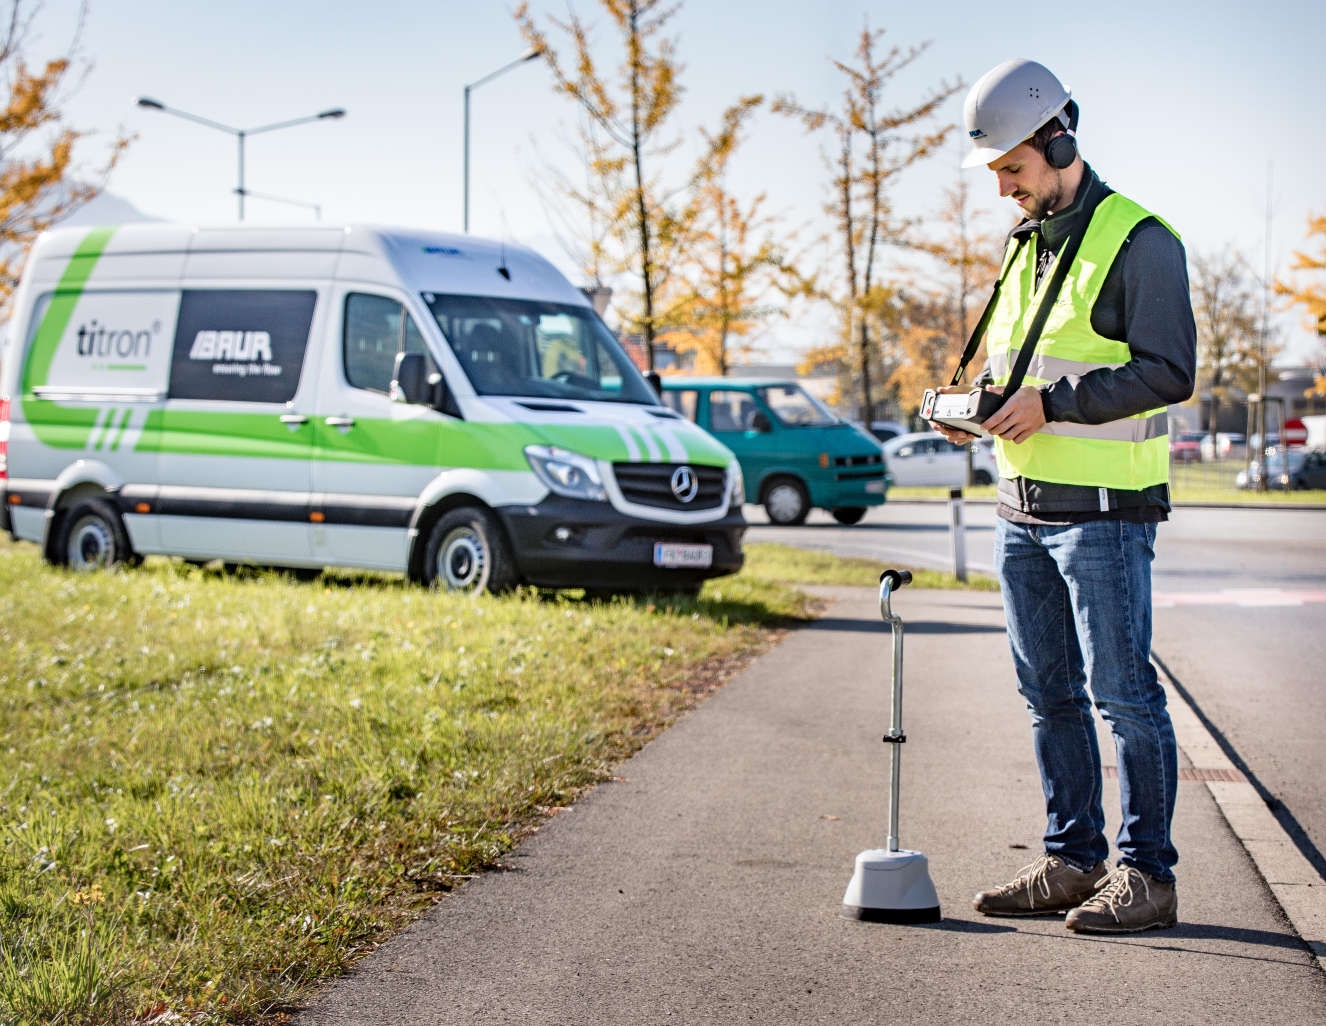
left=882, top=431, right=999, bottom=487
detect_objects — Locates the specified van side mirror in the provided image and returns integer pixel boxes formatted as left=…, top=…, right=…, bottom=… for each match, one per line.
left=749, top=410, right=772, bottom=433
left=392, top=352, right=428, bottom=404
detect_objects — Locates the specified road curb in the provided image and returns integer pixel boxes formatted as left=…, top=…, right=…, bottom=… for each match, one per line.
left=1158, top=659, right=1326, bottom=969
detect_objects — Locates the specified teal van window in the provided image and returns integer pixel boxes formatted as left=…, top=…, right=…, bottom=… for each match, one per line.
left=659, top=387, right=698, bottom=422
left=706, top=390, right=762, bottom=433
left=757, top=384, right=837, bottom=427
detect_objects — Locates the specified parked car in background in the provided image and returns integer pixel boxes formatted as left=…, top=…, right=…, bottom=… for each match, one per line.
left=864, top=419, right=909, bottom=444
left=1169, top=430, right=1204, bottom=463
left=1235, top=449, right=1326, bottom=490
left=1200, top=432, right=1246, bottom=462
left=1248, top=432, right=1281, bottom=454
left=882, top=431, right=999, bottom=487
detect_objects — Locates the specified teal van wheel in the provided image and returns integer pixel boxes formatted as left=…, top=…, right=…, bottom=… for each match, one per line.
left=831, top=506, right=867, bottom=525
left=423, top=506, right=517, bottom=594
left=763, top=477, right=809, bottom=526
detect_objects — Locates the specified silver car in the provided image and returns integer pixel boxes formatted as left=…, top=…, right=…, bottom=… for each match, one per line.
left=882, top=431, right=1000, bottom=487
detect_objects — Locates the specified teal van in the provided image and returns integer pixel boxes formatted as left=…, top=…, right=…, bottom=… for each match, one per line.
left=658, top=377, right=888, bottom=525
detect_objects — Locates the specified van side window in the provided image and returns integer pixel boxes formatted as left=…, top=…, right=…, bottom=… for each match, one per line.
left=659, top=388, right=698, bottom=422
left=168, top=289, right=315, bottom=403
left=344, top=293, right=429, bottom=394
left=707, top=390, right=759, bottom=433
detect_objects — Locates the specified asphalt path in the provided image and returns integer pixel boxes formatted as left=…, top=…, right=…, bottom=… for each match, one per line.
left=744, top=499, right=1326, bottom=880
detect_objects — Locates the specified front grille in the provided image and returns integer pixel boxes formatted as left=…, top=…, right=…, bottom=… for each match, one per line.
left=834, top=452, right=885, bottom=469
left=612, top=462, right=727, bottom=512
left=834, top=451, right=886, bottom=482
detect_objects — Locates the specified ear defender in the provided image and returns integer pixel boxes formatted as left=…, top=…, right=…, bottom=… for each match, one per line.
left=1045, top=99, right=1080, bottom=170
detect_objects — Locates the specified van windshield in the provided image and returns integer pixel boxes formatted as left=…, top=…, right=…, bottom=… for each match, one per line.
left=758, top=383, right=839, bottom=427
left=422, top=293, right=659, bottom=404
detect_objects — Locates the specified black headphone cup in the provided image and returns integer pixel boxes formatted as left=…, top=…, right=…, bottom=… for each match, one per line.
left=1046, top=132, right=1077, bottom=170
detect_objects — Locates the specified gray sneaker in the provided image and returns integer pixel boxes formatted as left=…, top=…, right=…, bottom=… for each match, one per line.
left=1065, top=865, right=1177, bottom=933
left=973, top=854, right=1109, bottom=916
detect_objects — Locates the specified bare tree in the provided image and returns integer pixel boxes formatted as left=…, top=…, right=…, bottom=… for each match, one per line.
left=1191, top=247, right=1277, bottom=436
left=773, top=24, right=958, bottom=422
left=515, top=0, right=684, bottom=371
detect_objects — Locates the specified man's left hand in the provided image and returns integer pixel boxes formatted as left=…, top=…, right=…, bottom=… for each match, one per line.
left=982, top=385, right=1046, bottom=444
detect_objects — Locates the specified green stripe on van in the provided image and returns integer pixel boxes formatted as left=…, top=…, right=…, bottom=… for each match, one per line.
left=141, top=412, right=731, bottom=469
left=21, top=227, right=118, bottom=447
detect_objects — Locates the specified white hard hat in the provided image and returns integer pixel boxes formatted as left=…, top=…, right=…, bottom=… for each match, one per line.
left=962, top=59, right=1071, bottom=168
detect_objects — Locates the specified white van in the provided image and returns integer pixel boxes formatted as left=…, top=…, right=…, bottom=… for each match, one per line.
left=0, top=224, right=745, bottom=594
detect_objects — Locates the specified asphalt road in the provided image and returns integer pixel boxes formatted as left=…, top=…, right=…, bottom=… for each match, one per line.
left=744, top=499, right=1326, bottom=879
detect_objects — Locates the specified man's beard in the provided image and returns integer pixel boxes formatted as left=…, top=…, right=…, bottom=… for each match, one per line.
left=1029, top=173, right=1066, bottom=219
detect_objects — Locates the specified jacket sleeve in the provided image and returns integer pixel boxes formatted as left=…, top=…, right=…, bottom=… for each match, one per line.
left=1041, top=219, right=1197, bottom=424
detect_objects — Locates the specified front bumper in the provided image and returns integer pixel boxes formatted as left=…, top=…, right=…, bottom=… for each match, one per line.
left=498, top=497, right=746, bottom=591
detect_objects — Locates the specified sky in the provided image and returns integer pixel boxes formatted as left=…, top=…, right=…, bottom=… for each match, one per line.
left=29, top=0, right=1326, bottom=365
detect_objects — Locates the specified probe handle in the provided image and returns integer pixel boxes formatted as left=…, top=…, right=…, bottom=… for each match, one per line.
left=880, top=569, right=912, bottom=591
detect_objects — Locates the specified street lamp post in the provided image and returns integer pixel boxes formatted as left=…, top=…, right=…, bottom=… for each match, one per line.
left=463, top=48, right=542, bottom=233
left=136, top=98, right=345, bottom=221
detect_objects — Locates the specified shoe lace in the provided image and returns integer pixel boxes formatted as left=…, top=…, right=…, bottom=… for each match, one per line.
left=1081, top=867, right=1147, bottom=915
left=999, top=854, right=1059, bottom=903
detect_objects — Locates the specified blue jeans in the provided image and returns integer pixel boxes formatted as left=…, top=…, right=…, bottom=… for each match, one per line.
left=995, top=517, right=1178, bottom=882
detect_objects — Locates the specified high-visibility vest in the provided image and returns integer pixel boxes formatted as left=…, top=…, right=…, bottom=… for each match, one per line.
left=986, top=193, right=1172, bottom=490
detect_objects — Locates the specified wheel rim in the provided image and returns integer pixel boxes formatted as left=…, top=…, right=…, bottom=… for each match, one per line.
left=437, top=527, right=487, bottom=591
left=68, top=516, right=113, bottom=570
left=766, top=484, right=803, bottom=523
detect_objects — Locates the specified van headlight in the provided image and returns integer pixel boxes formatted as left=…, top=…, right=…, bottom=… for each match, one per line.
left=727, top=462, right=745, bottom=507
left=525, top=445, right=606, bottom=502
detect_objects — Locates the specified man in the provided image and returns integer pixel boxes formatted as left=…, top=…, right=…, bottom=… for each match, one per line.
left=930, top=59, right=1196, bottom=933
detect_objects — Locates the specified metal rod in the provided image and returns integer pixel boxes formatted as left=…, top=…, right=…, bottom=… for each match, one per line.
left=879, top=575, right=906, bottom=853
left=461, top=48, right=542, bottom=233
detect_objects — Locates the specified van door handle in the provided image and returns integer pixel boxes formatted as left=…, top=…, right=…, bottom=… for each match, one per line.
left=324, top=416, right=355, bottom=429
left=280, top=414, right=309, bottom=425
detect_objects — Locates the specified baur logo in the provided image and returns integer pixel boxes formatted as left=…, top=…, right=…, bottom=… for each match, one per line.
left=188, top=330, right=273, bottom=362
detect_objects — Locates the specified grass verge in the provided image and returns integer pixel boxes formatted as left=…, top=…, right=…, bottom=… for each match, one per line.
left=0, top=538, right=974, bottom=1025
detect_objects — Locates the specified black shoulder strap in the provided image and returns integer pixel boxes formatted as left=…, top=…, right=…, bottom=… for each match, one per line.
left=948, top=226, right=1087, bottom=393
left=947, top=235, right=1027, bottom=387
left=1002, top=226, right=1087, bottom=393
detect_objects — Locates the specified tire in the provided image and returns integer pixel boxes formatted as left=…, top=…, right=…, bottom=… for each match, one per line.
left=763, top=477, right=809, bottom=526
left=973, top=469, right=994, bottom=486
left=422, top=506, right=517, bottom=594
left=56, top=498, right=135, bottom=571
left=830, top=507, right=867, bottom=525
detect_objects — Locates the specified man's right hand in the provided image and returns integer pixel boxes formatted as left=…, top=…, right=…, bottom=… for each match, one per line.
left=925, top=385, right=983, bottom=446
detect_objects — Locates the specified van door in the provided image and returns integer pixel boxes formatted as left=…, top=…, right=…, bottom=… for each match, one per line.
left=702, top=388, right=784, bottom=492
left=307, top=289, right=444, bottom=572
left=156, top=289, right=319, bottom=562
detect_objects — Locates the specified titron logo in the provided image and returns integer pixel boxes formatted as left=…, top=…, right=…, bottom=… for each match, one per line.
left=75, top=319, right=160, bottom=359
left=189, top=330, right=274, bottom=361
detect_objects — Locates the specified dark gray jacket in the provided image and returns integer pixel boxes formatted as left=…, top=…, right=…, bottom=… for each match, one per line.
left=983, top=165, right=1197, bottom=521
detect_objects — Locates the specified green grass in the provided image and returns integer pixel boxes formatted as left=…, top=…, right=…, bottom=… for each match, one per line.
left=0, top=538, right=974, bottom=1025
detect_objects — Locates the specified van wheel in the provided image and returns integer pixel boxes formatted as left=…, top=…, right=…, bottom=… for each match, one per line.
left=973, top=470, right=994, bottom=486
left=831, top=507, right=867, bottom=525
left=763, top=478, right=809, bottom=526
left=57, top=498, right=135, bottom=571
left=423, top=506, right=517, bottom=594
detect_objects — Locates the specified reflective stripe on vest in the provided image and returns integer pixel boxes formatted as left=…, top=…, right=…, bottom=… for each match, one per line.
left=986, top=193, right=1172, bottom=490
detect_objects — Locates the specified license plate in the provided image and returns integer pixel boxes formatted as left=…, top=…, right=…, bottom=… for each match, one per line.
left=653, top=542, right=712, bottom=568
